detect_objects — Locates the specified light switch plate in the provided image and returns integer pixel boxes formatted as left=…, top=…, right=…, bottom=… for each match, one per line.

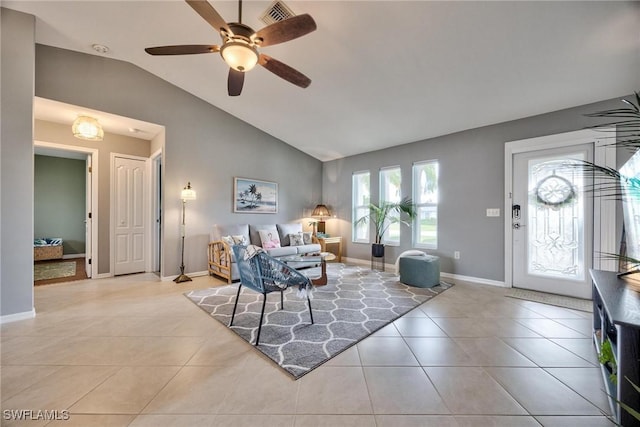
left=486, top=208, right=500, bottom=217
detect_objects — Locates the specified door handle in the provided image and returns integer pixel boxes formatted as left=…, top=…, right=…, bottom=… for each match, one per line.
left=513, top=223, right=526, bottom=230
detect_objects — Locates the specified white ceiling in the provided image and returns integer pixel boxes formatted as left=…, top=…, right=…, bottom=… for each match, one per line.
left=6, top=1, right=640, bottom=161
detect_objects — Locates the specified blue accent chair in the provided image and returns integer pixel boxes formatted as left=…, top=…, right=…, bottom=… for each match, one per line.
left=230, top=245, right=314, bottom=345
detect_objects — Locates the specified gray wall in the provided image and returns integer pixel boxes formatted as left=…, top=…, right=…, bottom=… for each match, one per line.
left=34, top=44, right=323, bottom=277
left=34, top=155, right=86, bottom=255
left=1, top=8, right=35, bottom=317
left=34, top=120, right=151, bottom=273
left=1, top=7, right=631, bottom=321
left=324, top=96, right=634, bottom=283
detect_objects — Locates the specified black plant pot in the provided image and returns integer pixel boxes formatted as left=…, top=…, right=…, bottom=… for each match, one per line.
left=371, top=243, right=385, bottom=258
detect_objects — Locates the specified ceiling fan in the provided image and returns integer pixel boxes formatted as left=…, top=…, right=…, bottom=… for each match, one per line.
left=145, top=0, right=317, bottom=96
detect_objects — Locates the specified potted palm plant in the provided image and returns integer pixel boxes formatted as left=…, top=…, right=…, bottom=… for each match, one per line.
left=571, top=92, right=640, bottom=270
left=574, top=92, right=640, bottom=424
left=355, top=197, right=417, bottom=257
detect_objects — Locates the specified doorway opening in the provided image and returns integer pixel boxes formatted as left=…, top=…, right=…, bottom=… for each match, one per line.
left=34, top=141, right=98, bottom=280
left=34, top=96, right=166, bottom=279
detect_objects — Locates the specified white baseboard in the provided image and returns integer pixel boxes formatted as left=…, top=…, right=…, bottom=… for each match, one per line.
left=1, top=308, right=36, bottom=324
left=440, top=272, right=506, bottom=288
left=162, top=270, right=209, bottom=282
left=343, top=257, right=505, bottom=288
left=62, top=253, right=85, bottom=259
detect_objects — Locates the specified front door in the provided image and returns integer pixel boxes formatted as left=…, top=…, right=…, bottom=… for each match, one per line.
left=114, top=156, right=147, bottom=275
left=512, top=144, right=593, bottom=299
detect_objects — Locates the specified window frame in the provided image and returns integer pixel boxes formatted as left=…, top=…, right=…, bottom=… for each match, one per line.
left=379, top=166, right=402, bottom=246
left=412, top=160, right=439, bottom=249
left=352, top=170, right=370, bottom=244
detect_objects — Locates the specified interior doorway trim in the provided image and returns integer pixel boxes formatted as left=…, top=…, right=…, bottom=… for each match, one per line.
left=504, top=128, right=616, bottom=288
left=34, top=140, right=99, bottom=279
left=150, top=148, right=163, bottom=276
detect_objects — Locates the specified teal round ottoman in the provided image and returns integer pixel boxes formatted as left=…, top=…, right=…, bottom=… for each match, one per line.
left=399, top=255, right=440, bottom=288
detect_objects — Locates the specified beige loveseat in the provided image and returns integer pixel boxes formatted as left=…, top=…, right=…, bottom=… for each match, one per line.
left=208, top=223, right=321, bottom=283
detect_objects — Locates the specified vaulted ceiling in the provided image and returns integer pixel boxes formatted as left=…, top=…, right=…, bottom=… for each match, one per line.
left=5, top=1, right=640, bottom=161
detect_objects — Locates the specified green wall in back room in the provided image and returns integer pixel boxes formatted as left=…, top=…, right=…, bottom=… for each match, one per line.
left=34, top=155, right=86, bottom=255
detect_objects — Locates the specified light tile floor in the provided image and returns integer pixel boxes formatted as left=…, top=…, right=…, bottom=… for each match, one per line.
left=1, top=272, right=615, bottom=426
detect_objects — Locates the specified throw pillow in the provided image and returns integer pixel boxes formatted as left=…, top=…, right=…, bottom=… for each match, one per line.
left=221, top=235, right=247, bottom=246
left=277, top=223, right=303, bottom=246
left=289, top=232, right=305, bottom=246
left=231, top=235, right=247, bottom=245
left=303, top=232, right=313, bottom=245
left=258, top=230, right=281, bottom=249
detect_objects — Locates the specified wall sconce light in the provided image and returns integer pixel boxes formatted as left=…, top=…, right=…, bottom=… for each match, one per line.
left=72, top=116, right=104, bottom=141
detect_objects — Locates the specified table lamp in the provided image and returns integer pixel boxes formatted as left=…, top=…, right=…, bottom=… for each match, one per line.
left=312, top=204, right=330, bottom=235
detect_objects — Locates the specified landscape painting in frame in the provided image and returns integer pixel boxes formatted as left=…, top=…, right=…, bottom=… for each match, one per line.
left=234, top=177, right=278, bottom=213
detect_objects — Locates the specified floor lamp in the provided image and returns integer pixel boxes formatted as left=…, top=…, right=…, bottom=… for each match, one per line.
left=175, top=182, right=196, bottom=283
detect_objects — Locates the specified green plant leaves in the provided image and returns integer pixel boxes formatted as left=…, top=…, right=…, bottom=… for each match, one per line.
left=354, top=197, right=417, bottom=244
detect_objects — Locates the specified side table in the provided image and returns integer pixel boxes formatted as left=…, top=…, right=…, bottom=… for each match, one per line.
left=316, top=236, right=342, bottom=262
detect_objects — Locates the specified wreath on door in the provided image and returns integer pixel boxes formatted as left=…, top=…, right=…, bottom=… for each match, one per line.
left=535, top=174, right=576, bottom=208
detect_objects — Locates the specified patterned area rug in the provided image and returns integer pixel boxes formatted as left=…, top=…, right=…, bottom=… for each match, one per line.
left=186, top=263, right=452, bottom=378
left=506, top=288, right=592, bottom=312
left=34, top=261, right=76, bottom=281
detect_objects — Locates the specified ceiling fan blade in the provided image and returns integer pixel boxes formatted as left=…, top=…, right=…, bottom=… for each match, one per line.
left=145, top=45, right=220, bottom=55
left=255, top=14, right=317, bottom=47
left=185, top=0, right=231, bottom=36
left=228, top=68, right=245, bottom=96
left=258, top=54, right=311, bottom=88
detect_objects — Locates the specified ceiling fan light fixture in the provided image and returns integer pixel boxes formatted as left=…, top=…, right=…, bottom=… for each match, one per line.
left=221, top=41, right=259, bottom=72
left=72, top=115, right=104, bottom=141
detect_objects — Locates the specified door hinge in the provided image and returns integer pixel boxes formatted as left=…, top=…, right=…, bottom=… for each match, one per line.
left=88, top=212, right=92, bottom=219
left=88, top=258, right=92, bottom=265
left=88, top=166, right=92, bottom=173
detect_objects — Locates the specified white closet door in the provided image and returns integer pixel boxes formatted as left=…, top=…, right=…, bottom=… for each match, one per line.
left=114, top=156, right=146, bottom=275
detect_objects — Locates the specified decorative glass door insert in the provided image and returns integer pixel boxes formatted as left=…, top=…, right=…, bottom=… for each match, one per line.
left=527, top=155, right=585, bottom=281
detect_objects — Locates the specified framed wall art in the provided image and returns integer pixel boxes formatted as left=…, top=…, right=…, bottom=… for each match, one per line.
left=233, top=177, right=278, bottom=213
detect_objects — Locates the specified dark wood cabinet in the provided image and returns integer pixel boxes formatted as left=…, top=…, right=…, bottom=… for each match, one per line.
left=591, top=269, right=640, bottom=427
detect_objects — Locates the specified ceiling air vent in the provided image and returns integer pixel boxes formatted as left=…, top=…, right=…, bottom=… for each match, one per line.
left=260, top=1, right=295, bottom=25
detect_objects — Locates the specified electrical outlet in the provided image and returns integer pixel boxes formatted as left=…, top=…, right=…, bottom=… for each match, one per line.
left=454, top=251, right=460, bottom=259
